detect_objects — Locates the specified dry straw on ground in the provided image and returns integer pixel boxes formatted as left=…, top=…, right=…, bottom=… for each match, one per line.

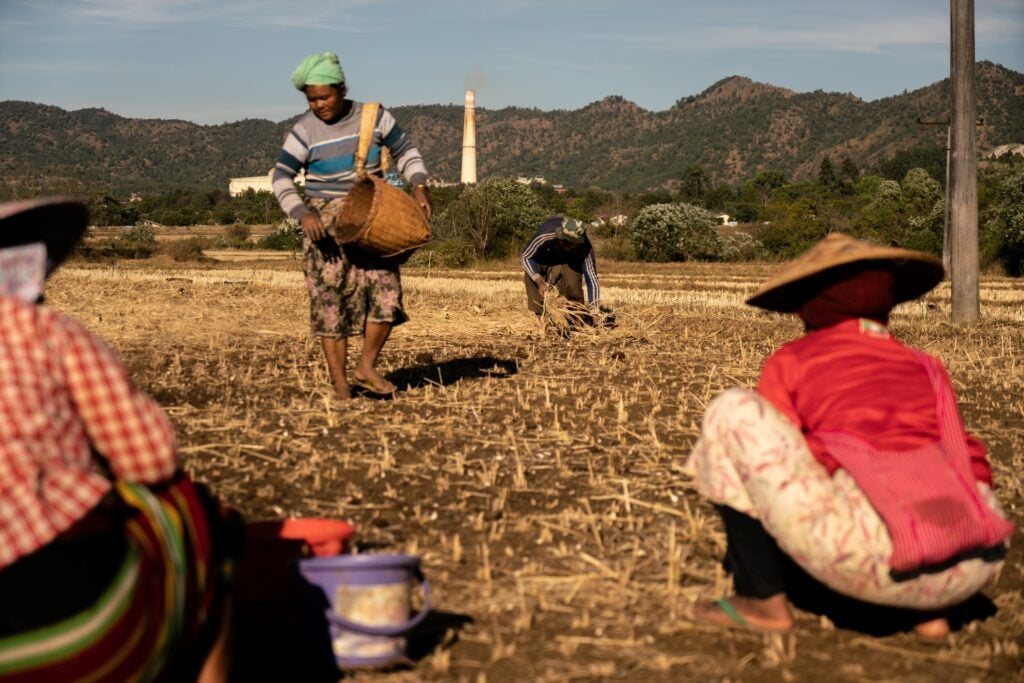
left=48, top=259, right=1024, bottom=682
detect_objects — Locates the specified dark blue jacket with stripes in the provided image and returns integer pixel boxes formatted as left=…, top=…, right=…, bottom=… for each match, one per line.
left=520, top=217, right=600, bottom=307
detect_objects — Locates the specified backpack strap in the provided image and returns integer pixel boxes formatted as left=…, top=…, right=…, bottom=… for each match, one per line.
left=355, top=102, right=390, bottom=179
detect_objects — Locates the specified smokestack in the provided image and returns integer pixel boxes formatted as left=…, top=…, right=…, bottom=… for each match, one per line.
left=461, top=89, right=477, bottom=185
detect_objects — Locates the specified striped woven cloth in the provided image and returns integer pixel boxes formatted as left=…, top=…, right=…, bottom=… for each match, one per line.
left=817, top=352, right=1014, bottom=573
left=0, top=477, right=220, bottom=682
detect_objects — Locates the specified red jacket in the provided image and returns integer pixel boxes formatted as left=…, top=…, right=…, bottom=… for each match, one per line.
left=756, top=318, right=992, bottom=486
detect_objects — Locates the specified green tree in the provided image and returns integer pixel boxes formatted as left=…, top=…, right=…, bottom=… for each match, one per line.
left=857, top=178, right=903, bottom=243
left=87, top=194, right=139, bottom=226
left=760, top=198, right=828, bottom=258
left=424, top=185, right=464, bottom=219
left=704, top=184, right=737, bottom=212
left=818, top=156, right=838, bottom=191
left=839, top=156, right=860, bottom=195
left=257, top=218, right=303, bottom=251
left=982, top=167, right=1024, bottom=275
left=742, top=169, right=787, bottom=209
left=877, top=145, right=947, bottom=186
left=628, top=203, right=721, bottom=262
left=900, top=168, right=942, bottom=215
left=434, top=177, right=546, bottom=259
left=679, top=164, right=710, bottom=204
left=231, top=189, right=283, bottom=225
left=529, top=182, right=568, bottom=215
left=840, top=156, right=859, bottom=183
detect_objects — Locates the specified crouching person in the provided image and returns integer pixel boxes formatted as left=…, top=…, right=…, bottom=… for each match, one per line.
left=686, top=233, right=1012, bottom=639
left=522, top=217, right=601, bottom=317
left=0, top=200, right=240, bottom=682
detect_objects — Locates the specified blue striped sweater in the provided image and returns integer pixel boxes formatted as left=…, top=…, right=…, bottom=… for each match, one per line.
left=272, top=101, right=428, bottom=220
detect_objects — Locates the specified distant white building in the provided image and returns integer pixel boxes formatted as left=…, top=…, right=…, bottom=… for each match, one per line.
left=516, top=176, right=547, bottom=186
left=229, top=169, right=304, bottom=197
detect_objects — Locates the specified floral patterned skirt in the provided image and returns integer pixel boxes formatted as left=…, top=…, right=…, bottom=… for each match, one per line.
left=303, top=198, right=408, bottom=338
left=685, top=388, right=1005, bottom=609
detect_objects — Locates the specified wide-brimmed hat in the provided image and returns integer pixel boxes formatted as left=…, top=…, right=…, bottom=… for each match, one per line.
left=555, top=217, right=586, bottom=244
left=0, top=199, right=89, bottom=274
left=746, top=232, right=944, bottom=312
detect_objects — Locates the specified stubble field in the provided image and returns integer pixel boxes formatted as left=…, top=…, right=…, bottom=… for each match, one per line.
left=47, top=254, right=1024, bottom=682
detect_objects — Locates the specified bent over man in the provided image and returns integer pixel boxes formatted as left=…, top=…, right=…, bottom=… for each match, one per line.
left=521, top=216, right=600, bottom=316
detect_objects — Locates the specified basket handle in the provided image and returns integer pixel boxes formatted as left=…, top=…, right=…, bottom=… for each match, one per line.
left=355, top=102, right=389, bottom=180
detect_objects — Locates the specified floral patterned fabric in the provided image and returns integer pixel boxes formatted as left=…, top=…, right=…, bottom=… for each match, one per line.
left=686, top=388, right=1005, bottom=609
left=303, top=198, right=408, bottom=338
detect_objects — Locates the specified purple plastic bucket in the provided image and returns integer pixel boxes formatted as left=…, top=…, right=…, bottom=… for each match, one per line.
left=298, top=554, right=431, bottom=669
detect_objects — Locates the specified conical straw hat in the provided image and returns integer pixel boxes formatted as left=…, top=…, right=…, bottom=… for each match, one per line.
left=0, top=198, right=88, bottom=274
left=746, top=233, right=944, bottom=312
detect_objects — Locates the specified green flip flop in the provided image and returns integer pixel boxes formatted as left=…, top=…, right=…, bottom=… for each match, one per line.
left=713, top=598, right=750, bottom=629
left=694, top=598, right=793, bottom=633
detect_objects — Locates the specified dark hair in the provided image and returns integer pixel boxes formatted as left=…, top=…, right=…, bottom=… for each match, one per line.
left=303, top=82, right=345, bottom=91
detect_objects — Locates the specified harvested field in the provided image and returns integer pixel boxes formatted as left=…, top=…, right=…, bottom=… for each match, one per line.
left=47, top=258, right=1024, bottom=682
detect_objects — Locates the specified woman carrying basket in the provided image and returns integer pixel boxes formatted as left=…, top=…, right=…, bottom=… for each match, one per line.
left=685, top=234, right=1012, bottom=640
left=273, top=52, right=432, bottom=399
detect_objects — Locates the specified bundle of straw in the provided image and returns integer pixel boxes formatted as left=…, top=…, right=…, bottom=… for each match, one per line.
left=541, top=290, right=614, bottom=336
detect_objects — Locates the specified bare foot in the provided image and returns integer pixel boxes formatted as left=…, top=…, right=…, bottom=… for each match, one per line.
left=332, top=381, right=351, bottom=400
left=692, top=594, right=795, bottom=633
left=913, top=616, right=950, bottom=641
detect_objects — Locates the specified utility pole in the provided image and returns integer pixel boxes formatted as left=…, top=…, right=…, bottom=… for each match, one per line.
left=950, top=0, right=979, bottom=323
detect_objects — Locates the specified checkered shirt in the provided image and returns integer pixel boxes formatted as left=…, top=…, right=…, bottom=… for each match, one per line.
left=0, top=297, right=178, bottom=569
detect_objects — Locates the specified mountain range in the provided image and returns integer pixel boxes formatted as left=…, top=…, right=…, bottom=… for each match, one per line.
left=2, top=61, right=1021, bottom=195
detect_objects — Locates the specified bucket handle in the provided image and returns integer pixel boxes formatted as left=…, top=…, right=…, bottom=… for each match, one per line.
left=325, top=578, right=432, bottom=637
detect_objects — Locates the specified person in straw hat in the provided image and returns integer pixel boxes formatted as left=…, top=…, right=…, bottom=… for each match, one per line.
left=273, top=51, right=432, bottom=399
left=521, top=216, right=602, bottom=317
left=685, top=233, right=1012, bottom=639
left=0, top=199, right=241, bottom=682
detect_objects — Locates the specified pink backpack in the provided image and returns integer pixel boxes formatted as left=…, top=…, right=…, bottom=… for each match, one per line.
left=816, top=353, right=1013, bottom=575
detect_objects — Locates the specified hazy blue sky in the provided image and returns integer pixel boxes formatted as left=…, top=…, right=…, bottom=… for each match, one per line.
left=1, top=0, right=1022, bottom=125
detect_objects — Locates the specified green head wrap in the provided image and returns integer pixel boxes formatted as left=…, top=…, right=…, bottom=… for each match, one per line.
left=291, top=52, right=346, bottom=90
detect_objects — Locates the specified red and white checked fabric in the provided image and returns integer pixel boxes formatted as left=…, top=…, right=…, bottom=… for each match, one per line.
left=0, top=297, right=177, bottom=569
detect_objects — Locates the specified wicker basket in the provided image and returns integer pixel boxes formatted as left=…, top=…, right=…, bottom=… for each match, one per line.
left=327, top=101, right=431, bottom=259
left=332, top=176, right=431, bottom=258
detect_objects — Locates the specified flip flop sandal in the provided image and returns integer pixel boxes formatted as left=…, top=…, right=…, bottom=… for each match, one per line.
left=352, top=377, right=396, bottom=395
left=694, top=598, right=792, bottom=634
left=712, top=598, right=750, bottom=630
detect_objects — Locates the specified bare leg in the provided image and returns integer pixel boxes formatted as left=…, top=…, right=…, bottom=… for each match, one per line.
left=320, top=336, right=350, bottom=399
left=353, top=322, right=396, bottom=393
left=197, top=599, right=233, bottom=683
left=913, top=615, right=950, bottom=640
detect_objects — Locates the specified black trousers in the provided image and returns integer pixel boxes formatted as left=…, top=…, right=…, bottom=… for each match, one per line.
left=717, top=504, right=791, bottom=598
left=717, top=506, right=1005, bottom=634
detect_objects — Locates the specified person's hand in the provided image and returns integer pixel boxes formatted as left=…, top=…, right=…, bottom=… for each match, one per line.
left=300, top=212, right=326, bottom=242
left=534, top=278, right=549, bottom=295
left=414, top=184, right=432, bottom=221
